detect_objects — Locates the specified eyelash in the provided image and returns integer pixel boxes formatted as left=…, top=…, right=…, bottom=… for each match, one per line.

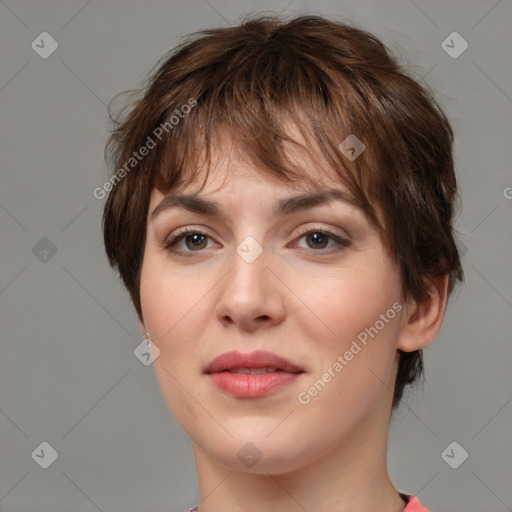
left=163, top=226, right=351, bottom=258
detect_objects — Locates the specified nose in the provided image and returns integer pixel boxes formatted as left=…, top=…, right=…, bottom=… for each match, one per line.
left=215, top=241, right=286, bottom=332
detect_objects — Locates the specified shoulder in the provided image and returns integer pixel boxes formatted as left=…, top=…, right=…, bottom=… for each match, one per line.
left=403, top=495, right=432, bottom=512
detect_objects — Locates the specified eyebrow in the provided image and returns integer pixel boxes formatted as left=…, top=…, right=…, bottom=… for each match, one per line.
left=150, top=189, right=362, bottom=220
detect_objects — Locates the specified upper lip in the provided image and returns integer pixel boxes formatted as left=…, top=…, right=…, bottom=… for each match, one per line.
left=204, top=350, right=304, bottom=374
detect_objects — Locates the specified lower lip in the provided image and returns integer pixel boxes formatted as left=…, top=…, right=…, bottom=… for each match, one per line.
left=207, top=371, right=302, bottom=397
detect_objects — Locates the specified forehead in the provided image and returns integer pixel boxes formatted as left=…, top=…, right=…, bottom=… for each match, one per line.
left=157, top=121, right=350, bottom=198
left=151, top=151, right=357, bottom=224
left=149, top=132, right=370, bottom=227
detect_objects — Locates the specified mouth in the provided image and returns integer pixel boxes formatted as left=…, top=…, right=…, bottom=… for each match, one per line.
left=203, top=350, right=305, bottom=398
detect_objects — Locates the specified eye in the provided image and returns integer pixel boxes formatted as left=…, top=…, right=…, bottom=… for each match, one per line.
left=163, top=227, right=216, bottom=258
left=163, top=226, right=351, bottom=258
left=291, top=227, right=351, bottom=253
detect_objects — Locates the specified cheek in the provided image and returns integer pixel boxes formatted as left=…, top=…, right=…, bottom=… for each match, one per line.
left=140, top=247, right=192, bottom=325
left=139, top=254, right=210, bottom=424
left=293, top=262, right=399, bottom=346
left=139, top=250, right=217, bottom=359
left=291, top=260, right=402, bottom=407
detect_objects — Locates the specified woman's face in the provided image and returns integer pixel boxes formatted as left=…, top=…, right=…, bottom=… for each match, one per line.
left=139, top=135, right=409, bottom=474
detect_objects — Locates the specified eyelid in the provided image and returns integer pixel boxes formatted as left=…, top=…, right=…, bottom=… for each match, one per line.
left=293, top=224, right=351, bottom=241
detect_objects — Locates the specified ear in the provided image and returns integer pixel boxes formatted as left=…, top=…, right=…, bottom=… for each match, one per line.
left=396, top=274, right=449, bottom=352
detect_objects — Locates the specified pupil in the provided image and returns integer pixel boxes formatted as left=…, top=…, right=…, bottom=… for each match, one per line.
left=187, top=234, right=206, bottom=249
left=308, top=232, right=327, bottom=248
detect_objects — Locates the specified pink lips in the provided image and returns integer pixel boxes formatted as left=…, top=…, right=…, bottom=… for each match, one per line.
left=204, top=350, right=304, bottom=374
left=204, top=350, right=304, bottom=398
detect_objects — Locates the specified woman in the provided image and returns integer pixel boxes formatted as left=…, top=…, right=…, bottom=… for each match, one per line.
left=102, top=14, right=463, bottom=512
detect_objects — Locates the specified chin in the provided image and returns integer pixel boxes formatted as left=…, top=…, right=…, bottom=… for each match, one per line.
left=203, top=430, right=310, bottom=474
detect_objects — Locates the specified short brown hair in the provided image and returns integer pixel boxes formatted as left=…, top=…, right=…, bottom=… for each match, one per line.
left=102, top=14, right=464, bottom=409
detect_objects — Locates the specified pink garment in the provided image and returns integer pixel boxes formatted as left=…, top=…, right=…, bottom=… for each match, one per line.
left=403, top=495, right=431, bottom=511
left=188, top=495, right=431, bottom=511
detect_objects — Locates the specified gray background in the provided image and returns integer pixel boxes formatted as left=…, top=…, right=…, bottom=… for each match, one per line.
left=1, top=0, right=511, bottom=511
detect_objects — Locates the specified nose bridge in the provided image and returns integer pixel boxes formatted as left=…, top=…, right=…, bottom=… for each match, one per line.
left=226, top=234, right=268, bottom=302
left=215, top=231, right=284, bottom=329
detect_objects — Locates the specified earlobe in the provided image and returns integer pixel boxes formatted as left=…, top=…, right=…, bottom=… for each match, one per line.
left=396, top=274, right=450, bottom=353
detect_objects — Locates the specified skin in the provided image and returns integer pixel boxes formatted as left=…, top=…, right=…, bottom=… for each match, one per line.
left=138, top=129, right=449, bottom=512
